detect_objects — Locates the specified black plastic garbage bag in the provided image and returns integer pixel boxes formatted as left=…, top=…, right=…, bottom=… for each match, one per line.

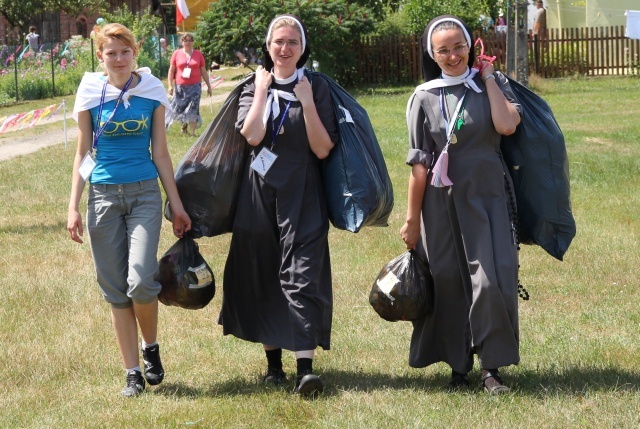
left=501, top=77, right=576, bottom=261
left=165, top=75, right=252, bottom=238
left=369, top=251, right=434, bottom=322
left=156, top=237, right=215, bottom=310
left=310, top=71, right=394, bottom=233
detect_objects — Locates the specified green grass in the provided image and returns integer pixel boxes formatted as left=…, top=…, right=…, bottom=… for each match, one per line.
left=0, top=75, right=639, bottom=428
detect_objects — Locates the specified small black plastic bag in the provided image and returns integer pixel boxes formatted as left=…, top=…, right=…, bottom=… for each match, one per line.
left=156, top=237, right=215, bottom=310
left=369, top=251, right=433, bottom=322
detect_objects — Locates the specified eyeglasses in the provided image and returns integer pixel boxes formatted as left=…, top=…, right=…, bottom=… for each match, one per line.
left=182, top=39, right=194, bottom=43
left=433, top=43, right=469, bottom=57
left=271, top=39, right=300, bottom=48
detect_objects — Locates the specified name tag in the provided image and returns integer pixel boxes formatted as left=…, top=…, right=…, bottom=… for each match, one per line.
left=78, top=152, right=96, bottom=181
left=181, top=67, right=192, bottom=79
left=250, top=147, right=278, bottom=178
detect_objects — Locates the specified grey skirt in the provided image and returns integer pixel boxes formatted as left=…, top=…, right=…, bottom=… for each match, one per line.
left=165, top=83, right=202, bottom=129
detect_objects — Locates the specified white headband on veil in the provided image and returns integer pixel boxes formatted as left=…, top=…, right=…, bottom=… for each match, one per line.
left=265, top=16, right=306, bottom=52
left=426, top=17, right=472, bottom=59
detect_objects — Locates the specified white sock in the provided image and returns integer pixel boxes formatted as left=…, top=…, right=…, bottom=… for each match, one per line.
left=142, top=340, right=158, bottom=349
left=126, top=366, right=141, bottom=374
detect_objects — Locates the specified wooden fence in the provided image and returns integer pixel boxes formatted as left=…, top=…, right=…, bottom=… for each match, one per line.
left=355, top=26, right=640, bottom=84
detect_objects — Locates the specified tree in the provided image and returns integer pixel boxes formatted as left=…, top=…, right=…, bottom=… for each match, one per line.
left=0, top=0, right=104, bottom=30
left=101, top=6, right=163, bottom=76
left=402, top=0, right=498, bottom=35
left=196, top=0, right=376, bottom=85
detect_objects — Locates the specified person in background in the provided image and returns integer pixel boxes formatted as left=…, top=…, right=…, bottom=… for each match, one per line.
left=533, top=0, right=547, bottom=39
left=26, top=26, right=39, bottom=52
left=67, top=23, right=191, bottom=398
left=165, top=33, right=212, bottom=137
left=401, top=15, right=522, bottom=395
left=218, top=14, right=339, bottom=397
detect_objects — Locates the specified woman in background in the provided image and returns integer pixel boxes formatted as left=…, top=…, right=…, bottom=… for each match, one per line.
left=166, top=33, right=212, bottom=137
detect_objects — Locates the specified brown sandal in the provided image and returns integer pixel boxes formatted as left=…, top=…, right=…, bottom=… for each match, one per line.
left=481, top=370, right=510, bottom=395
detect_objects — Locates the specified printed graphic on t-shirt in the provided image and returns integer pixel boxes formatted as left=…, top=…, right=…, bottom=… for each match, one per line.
left=99, top=114, right=150, bottom=137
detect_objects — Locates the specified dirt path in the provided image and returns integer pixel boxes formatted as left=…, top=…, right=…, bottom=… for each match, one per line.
left=0, top=80, right=237, bottom=162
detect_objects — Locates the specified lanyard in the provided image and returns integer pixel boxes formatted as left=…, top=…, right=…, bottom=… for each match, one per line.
left=439, top=86, right=468, bottom=144
left=270, top=101, right=291, bottom=150
left=93, top=75, right=134, bottom=149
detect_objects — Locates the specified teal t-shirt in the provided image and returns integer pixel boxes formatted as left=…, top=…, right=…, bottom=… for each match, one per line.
left=89, top=96, right=161, bottom=184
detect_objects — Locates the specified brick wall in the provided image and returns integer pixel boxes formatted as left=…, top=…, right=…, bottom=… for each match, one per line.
left=0, top=0, right=152, bottom=45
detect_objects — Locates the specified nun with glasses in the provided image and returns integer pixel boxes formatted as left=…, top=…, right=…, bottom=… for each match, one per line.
left=401, top=15, right=523, bottom=395
left=218, top=14, right=339, bottom=397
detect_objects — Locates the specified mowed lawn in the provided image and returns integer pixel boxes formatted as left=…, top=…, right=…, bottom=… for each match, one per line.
left=0, top=75, right=638, bottom=428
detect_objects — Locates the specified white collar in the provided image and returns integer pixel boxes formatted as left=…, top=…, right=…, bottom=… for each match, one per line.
left=272, top=69, right=297, bottom=84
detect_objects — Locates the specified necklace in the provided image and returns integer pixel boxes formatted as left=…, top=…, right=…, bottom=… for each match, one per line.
left=441, top=87, right=468, bottom=144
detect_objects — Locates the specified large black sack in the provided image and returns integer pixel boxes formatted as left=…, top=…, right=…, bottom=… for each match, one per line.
left=369, top=251, right=434, bottom=322
left=309, top=71, right=394, bottom=233
left=501, top=76, right=576, bottom=261
left=164, top=75, right=252, bottom=238
left=156, top=237, right=215, bottom=310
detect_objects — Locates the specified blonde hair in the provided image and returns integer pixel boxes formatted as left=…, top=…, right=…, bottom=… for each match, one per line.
left=95, top=23, right=138, bottom=71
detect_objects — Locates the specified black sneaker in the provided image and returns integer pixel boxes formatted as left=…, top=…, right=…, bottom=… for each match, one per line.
left=121, top=370, right=145, bottom=397
left=263, top=368, right=287, bottom=386
left=294, top=370, right=324, bottom=397
left=142, top=345, right=165, bottom=385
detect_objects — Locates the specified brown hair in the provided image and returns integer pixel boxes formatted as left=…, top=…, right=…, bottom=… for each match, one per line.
left=181, top=33, right=194, bottom=42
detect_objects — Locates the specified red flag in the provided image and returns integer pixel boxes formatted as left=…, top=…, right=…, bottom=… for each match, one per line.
left=176, top=0, right=190, bottom=25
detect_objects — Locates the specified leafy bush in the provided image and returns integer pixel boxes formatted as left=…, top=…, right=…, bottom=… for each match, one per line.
left=196, top=0, right=375, bottom=86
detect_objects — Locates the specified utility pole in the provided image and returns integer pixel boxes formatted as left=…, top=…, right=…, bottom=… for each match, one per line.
left=505, top=0, right=530, bottom=85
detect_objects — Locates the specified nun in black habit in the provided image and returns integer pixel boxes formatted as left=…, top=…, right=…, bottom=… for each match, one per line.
left=218, top=14, right=339, bottom=397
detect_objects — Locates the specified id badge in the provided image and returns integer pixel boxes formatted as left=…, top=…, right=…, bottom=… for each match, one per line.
left=182, top=67, right=192, bottom=79
left=250, top=147, right=278, bottom=177
left=78, top=152, right=96, bottom=181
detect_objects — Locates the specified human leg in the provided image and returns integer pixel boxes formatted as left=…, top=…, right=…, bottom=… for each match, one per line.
left=263, top=345, right=286, bottom=385
left=124, top=180, right=164, bottom=385
left=111, top=305, right=146, bottom=397
left=481, top=368, right=510, bottom=395
left=294, top=350, right=323, bottom=397
left=135, top=300, right=165, bottom=385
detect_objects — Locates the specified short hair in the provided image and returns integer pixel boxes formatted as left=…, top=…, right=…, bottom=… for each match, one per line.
left=29, top=26, right=36, bottom=32
left=95, top=23, right=137, bottom=53
left=181, top=33, right=194, bottom=42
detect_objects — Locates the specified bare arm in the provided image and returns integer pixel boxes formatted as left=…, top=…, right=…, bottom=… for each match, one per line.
left=200, top=65, right=212, bottom=96
left=167, top=63, right=176, bottom=96
left=240, top=66, right=271, bottom=146
left=400, top=164, right=428, bottom=250
left=293, top=76, right=334, bottom=159
left=150, top=105, right=191, bottom=237
left=479, top=62, right=521, bottom=135
left=67, top=110, right=94, bottom=244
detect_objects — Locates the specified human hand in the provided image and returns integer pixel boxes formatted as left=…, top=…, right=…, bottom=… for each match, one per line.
left=67, top=209, right=84, bottom=244
left=206, top=87, right=212, bottom=96
left=400, top=221, right=420, bottom=250
left=168, top=86, right=174, bottom=96
left=254, top=66, right=272, bottom=91
left=293, top=76, right=313, bottom=108
left=171, top=209, right=192, bottom=238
